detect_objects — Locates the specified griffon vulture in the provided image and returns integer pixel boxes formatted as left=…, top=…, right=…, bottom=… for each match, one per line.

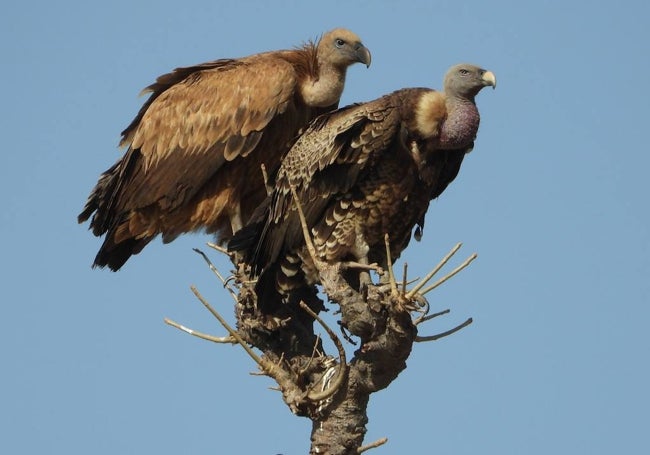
left=78, top=28, right=371, bottom=271
left=229, top=64, right=495, bottom=311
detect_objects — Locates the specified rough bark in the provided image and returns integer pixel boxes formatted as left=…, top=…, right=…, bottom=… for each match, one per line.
left=308, top=285, right=417, bottom=454
left=228, top=256, right=419, bottom=454
left=176, top=243, right=474, bottom=454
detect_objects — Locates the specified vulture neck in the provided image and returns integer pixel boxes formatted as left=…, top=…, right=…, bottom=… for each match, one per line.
left=438, top=96, right=480, bottom=150
left=300, top=63, right=346, bottom=108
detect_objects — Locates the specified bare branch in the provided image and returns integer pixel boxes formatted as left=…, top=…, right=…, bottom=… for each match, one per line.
left=260, top=163, right=273, bottom=196
left=275, top=352, right=286, bottom=369
left=416, top=317, right=473, bottom=342
left=413, top=308, right=450, bottom=326
left=358, top=437, right=388, bottom=453
left=190, top=285, right=267, bottom=368
left=193, top=248, right=238, bottom=302
left=420, top=253, right=478, bottom=296
left=299, top=301, right=349, bottom=403
left=206, top=242, right=230, bottom=256
left=289, top=185, right=320, bottom=266
left=384, top=233, right=398, bottom=296
left=299, top=334, right=322, bottom=376
left=249, top=371, right=267, bottom=376
left=186, top=226, right=476, bottom=453
left=405, top=242, right=462, bottom=299
left=164, top=317, right=236, bottom=344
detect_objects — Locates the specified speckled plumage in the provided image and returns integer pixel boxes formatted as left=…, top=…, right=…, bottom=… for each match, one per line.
left=229, top=64, right=495, bottom=310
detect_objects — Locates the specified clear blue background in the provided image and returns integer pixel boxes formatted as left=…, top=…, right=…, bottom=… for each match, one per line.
left=3, top=1, right=648, bottom=453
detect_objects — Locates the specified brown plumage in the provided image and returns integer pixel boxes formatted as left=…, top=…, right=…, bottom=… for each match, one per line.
left=78, top=29, right=371, bottom=271
left=229, top=64, right=495, bottom=310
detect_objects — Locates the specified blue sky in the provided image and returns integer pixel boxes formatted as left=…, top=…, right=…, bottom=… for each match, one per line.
left=2, top=0, right=649, bottom=453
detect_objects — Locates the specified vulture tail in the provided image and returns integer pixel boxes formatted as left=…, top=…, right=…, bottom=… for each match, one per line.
left=92, top=230, right=154, bottom=271
left=254, top=263, right=323, bottom=317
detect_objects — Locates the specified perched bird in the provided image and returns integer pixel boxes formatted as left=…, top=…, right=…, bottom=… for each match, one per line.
left=229, top=63, right=495, bottom=311
left=78, top=28, right=371, bottom=271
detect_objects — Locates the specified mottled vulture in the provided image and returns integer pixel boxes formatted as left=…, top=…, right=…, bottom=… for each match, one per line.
left=78, top=28, right=371, bottom=271
left=229, top=64, right=495, bottom=311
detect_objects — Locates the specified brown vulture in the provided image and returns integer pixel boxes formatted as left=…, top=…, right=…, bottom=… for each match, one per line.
left=229, top=64, right=495, bottom=312
left=78, top=28, right=371, bottom=271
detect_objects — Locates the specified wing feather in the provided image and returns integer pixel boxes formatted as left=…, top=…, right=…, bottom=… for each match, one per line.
left=118, top=54, right=299, bottom=213
left=250, top=93, right=403, bottom=270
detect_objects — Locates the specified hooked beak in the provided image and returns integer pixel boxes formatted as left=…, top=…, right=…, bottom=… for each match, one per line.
left=354, top=44, right=372, bottom=68
left=482, top=70, right=496, bottom=89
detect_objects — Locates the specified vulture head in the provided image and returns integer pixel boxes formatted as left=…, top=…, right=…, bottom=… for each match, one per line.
left=318, top=28, right=372, bottom=69
left=444, top=64, right=496, bottom=100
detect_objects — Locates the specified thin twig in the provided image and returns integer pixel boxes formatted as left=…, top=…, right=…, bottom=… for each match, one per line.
left=260, top=163, right=273, bottom=196
left=420, top=253, right=478, bottom=296
left=299, top=301, right=349, bottom=402
left=413, top=308, right=450, bottom=326
left=401, top=262, right=408, bottom=297
left=299, top=334, right=322, bottom=376
left=190, top=285, right=266, bottom=368
left=289, top=184, right=320, bottom=268
left=416, top=317, right=473, bottom=342
left=358, top=437, right=388, bottom=453
left=275, top=352, right=286, bottom=369
left=206, top=242, right=230, bottom=255
left=193, top=248, right=238, bottom=302
left=164, top=317, right=236, bottom=344
left=384, top=234, right=398, bottom=296
left=405, top=243, right=462, bottom=299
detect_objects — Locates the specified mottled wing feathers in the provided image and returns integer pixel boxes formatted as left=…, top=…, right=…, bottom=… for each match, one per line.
left=119, top=59, right=238, bottom=147
left=119, top=55, right=299, bottom=210
left=278, top=98, right=398, bottom=211
left=229, top=65, right=495, bottom=312
left=245, top=94, right=402, bottom=271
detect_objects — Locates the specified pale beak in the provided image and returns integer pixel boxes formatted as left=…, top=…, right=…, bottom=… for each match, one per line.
left=482, top=70, right=496, bottom=89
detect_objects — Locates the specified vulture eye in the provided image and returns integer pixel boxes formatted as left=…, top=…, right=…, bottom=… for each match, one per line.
left=459, top=68, right=470, bottom=75
left=335, top=39, right=345, bottom=48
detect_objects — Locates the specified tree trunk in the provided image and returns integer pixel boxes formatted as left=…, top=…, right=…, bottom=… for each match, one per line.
left=181, top=244, right=473, bottom=453
left=231, top=260, right=419, bottom=454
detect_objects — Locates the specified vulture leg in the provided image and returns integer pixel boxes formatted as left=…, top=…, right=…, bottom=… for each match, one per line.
left=341, top=259, right=384, bottom=288
left=343, top=236, right=383, bottom=288
left=227, top=204, right=245, bottom=263
left=375, top=264, right=392, bottom=285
